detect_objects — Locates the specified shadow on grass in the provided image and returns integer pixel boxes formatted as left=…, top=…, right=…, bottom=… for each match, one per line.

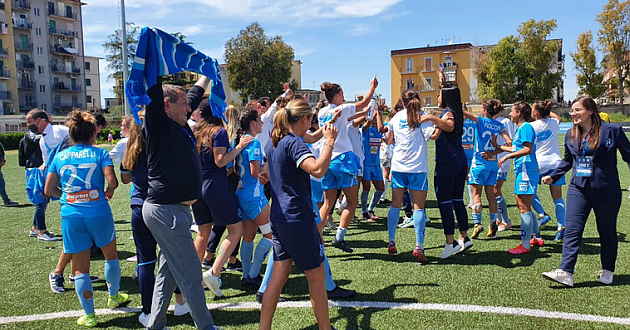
left=97, top=309, right=260, bottom=329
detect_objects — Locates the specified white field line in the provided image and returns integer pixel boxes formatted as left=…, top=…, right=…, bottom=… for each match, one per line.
left=1, top=301, right=630, bottom=326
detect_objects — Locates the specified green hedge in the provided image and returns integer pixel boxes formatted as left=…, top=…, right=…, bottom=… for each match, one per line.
left=0, top=132, right=25, bottom=150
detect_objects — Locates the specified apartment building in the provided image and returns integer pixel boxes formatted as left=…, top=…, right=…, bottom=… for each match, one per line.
left=0, top=0, right=85, bottom=115
left=84, top=55, right=101, bottom=111
left=391, top=40, right=564, bottom=107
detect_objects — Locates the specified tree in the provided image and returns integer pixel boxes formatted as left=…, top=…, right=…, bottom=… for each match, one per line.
left=476, top=36, right=527, bottom=103
left=476, top=19, right=563, bottom=102
left=102, top=23, right=139, bottom=101
left=571, top=31, right=607, bottom=98
left=517, top=19, right=564, bottom=101
left=597, top=0, right=630, bottom=103
left=225, top=23, right=295, bottom=102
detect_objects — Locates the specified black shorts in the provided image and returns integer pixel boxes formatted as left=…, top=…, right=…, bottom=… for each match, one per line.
left=202, top=176, right=239, bottom=226
left=191, top=199, right=213, bottom=225
left=272, top=219, right=323, bottom=271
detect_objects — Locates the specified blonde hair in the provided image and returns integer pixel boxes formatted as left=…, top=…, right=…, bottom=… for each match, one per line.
left=122, top=118, right=144, bottom=171
left=271, top=99, right=313, bottom=147
left=224, top=105, right=240, bottom=142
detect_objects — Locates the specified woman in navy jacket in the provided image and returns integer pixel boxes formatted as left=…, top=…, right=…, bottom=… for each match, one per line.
left=542, top=96, right=630, bottom=287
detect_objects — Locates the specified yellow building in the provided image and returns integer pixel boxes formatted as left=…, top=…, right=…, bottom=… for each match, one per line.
left=391, top=43, right=478, bottom=108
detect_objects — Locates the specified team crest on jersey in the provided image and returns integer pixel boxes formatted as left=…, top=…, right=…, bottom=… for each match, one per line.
left=398, top=120, right=409, bottom=129
left=536, top=130, right=552, bottom=142
left=320, top=113, right=333, bottom=124
left=606, top=138, right=613, bottom=147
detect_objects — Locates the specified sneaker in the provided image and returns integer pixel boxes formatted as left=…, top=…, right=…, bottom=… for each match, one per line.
left=29, top=230, right=38, bottom=237
left=554, top=229, right=565, bottom=241
left=497, top=222, right=512, bottom=232
left=327, top=286, right=356, bottom=299
left=398, top=217, right=414, bottom=228
left=138, top=312, right=150, bottom=327
left=458, top=237, right=473, bottom=251
left=201, top=259, right=213, bottom=270
left=174, top=302, right=191, bottom=316
left=332, top=239, right=353, bottom=253
left=486, top=223, right=498, bottom=239
left=529, top=237, right=545, bottom=247
left=470, top=224, right=483, bottom=239
left=69, top=275, right=100, bottom=282
left=440, top=242, right=462, bottom=259
left=597, top=270, right=614, bottom=285
left=107, top=292, right=131, bottom=308
left=38, top=231, right=61, bottom=241
left=189, top=225, right=199, bottom=233
left=202, top=271, right=224, bottom=297
left=255, top=291, right=287, bottom=304
left=507, top=244, right=531, bottom=255
left=539, top=215, right=552, bottom=227
left=226, top=259, right=243, bottom=272
left=367, top=211, right=380, bottom=221
left=542, top=269, right=574, bottom=287
left=3, top=200, right=19, bottom=207
left=125, top=255, right=138, bottom=262
left=49, top=272, right=65, bottom=293
left=241, top=276, right=262, bottom=289
left=76, top=313, right=97, bottom=327
left=412, top=247, right=428, bottom=264
left=387, top=241, right=397, bottom=255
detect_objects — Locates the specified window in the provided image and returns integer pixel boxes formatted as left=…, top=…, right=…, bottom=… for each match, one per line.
left=443, top=56, right=453, bottom=64
left=425, top=97, right=432, bottom=106
left=425, top=78, right=432, bottom=91
left=37, top=47, right=42, bottom=55
left=47, top=2, right=54, bottom=15
left=85, top=78, right=91, bottom=86
left=33, top=8, right=40, bottom=16
left=85, top=62, right=90, bottom=71
left=406, top=58, right=413, bottom=73
left=406, top=79, right=415, bottom=90
left=39, top=85, right=45, bottom=93
left=65, top=5, right=72, bottom=18
left=38, top=65, right=43, bottom=74
left=424, top=57, right=432, bottom=72
left=86, top=95, right=92, bottom=103
left=41, top=103, right=47, bottom=110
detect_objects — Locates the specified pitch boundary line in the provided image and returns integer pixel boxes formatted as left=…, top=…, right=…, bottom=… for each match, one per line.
left=1, top=301, right=629, bottom=326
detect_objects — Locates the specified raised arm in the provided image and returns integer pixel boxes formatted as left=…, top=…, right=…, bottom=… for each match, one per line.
left=354, top=78, right=378, bottom=110
left=300, top=125, right=338, bottom=178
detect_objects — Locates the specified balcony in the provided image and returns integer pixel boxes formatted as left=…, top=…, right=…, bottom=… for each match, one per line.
left=0, top=23, right=8, bottom=34
left=15, top=42, right=33, bottom=52
left=13, top=20, right=32, bottom=30
left=50, top=45, right=77, bottom=57
left=0, top=68, right=10, bottom=79
left=54, top=102, right=82, bottom=112
left=17, top=60, right=34, bottom=70
left=53, top=83, right=81, bottom=93
left=0, top=91, right=10, bottom=100
left=18, top=79, right=34, bottom=89
left=48, top=27, right=77, bottom=38
left=49, top=8, right=78, bottom=21
left=51, top=63, right=80, bottom=75
left=13, top=0, right=30, bottom=11
left=20, top=102, right=37, bottom=112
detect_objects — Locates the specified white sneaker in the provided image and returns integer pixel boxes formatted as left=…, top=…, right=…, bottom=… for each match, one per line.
left=542, top=269, right=574, bottom=287
left=190, top=225, right=199, bottom=233
left=440, top=242, right=462, bottom=259
left=174, top=302, right=191, bottom=316
left=126, top=255, right=138, bottom=262
left=398, top=217, right=414, bottom=228
left=38, top=232, right=61, bottom=241
left=597, top=270, right=614, bottom=285
left=458, top=238, right=473, bottom=251
left=202, top=271, right=223, bottom=297
left=138, top=312, right=149, bottom=327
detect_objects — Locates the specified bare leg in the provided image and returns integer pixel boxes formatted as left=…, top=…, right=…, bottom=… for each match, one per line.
left=211, top=222, right=243, bottom=276
left=259, top=259, right=291, bottom=330
left=304, top=265, right=332, bottom=330
left=194, top=223, right=212, bottom=261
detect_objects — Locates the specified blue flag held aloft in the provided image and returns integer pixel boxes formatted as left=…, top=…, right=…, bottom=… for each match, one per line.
left=125, top=27, right=227, bottom=123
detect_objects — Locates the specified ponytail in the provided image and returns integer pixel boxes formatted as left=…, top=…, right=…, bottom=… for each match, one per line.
left=533, top=100, right=554, bottom=118
left=271, top=99, right=313, bottom=147
left=401, top=90, right=422, bottom=129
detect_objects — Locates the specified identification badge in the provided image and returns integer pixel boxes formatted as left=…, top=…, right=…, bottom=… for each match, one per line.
left=576, top=156, right=593, bottom=177
left=462, top=144, right=473, bottom=150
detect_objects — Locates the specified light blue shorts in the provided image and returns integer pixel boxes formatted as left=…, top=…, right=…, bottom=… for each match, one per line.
left=514, top=172, right=539, bottom=195
left=496, top=171, right=508, bottom=182
left=237, top=192, right=269, bottom=221
left=391, top=171, right=428, bottom=191
left=468, top=166, right=498, bottom=186
left=62, top=214, right=116, bottom=254
left=363, top=165, right=384, bottom=181
left=310, top=179, right=324, bottom=205
left=322, top=168, right=358, bottom=190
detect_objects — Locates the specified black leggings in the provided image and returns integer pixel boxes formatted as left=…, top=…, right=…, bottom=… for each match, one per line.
left=435, top=165, right=469, bottom=235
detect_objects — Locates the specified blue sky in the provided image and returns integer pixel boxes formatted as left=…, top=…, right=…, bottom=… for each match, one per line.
left=82, top=0, right=609, bottom=105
